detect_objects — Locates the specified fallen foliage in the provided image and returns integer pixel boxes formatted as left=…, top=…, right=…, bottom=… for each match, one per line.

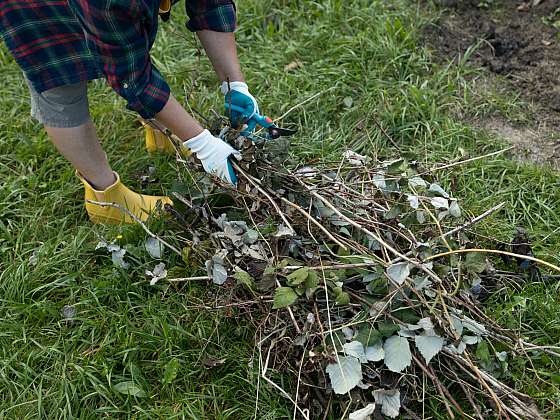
left=148, top=119, right=557, bottom=419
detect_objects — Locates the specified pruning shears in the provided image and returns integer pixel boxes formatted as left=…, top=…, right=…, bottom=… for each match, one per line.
left=225, top=104, right=297, bottom=140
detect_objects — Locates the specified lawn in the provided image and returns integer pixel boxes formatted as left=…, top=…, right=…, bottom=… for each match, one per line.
left=1, top=0, right=559, bottom=418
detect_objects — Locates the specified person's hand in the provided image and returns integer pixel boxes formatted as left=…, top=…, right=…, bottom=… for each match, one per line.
left=221, top=81, right=259, bottom=130
left=183, top=129, right=241, bottom=185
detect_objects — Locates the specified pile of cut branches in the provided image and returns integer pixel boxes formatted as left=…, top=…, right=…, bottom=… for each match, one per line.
left=149, top=119, right=558, bottom=419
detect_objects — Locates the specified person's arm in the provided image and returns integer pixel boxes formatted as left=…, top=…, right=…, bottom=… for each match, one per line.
left=69, top=0, right=238, bottom=184
left=197, top=31, right=244, bottom=83
left=185, top=1, right=260, bottom=130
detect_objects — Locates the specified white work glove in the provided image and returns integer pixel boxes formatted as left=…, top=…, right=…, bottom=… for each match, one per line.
left=183, top=129, right=241, bottom=185
left=221, top=81, right=259, bottom=129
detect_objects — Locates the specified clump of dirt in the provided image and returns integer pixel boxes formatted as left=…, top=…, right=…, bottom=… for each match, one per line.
left=427, top=0, right=560, bottom=114
left=425, top=0, right=560, bottom=168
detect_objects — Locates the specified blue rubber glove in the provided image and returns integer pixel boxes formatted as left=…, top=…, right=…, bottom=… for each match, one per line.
left=183, top=129, right=241, bottom=185
left=221, top=81, right=259, bottom=129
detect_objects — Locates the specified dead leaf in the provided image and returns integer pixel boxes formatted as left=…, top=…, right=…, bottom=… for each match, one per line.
left=284, top=60, right=302, bottom=72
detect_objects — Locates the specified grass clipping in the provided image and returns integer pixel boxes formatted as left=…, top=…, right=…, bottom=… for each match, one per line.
left=158, top=121, right=553, bottom=419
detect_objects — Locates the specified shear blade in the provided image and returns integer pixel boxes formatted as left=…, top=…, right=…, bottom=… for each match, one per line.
left=269, top=127, right=297, bottom=139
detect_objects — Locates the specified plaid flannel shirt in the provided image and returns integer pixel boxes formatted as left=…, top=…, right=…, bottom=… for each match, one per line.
left=0, top=0, right=236, bottom=119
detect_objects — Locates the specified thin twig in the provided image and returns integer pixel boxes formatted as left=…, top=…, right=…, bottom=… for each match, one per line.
left=425, top=248, right=560, bottom=273
left=422, top=146, right=514, bottom=175
left=233, top=163, right=296, bottom=235
left=280, top=196, right=348, bottom=250
left=443, top=202, right=506, bottom=238
left=85, top=199, right=181, bottom=256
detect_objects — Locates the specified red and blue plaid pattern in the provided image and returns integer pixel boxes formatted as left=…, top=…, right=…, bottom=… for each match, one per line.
left=0, top=0, right=237, bottom=119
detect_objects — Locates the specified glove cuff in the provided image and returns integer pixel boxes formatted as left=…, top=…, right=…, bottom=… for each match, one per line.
left=183, top=129, right=212, bottom=152
left=220, top=81, right=249, bottom=95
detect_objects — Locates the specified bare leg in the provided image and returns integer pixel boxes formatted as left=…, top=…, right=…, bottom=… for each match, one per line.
left=45, top=119, right=116, bottom=190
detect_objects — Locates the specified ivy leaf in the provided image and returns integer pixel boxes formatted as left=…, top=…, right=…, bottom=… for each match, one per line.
left=407, top=194, right=419, bottom=209
left=365, top=341, right=385, bottom=362
left=326, top=356, right=362, bottom=394
left=146, top=262, right=167, bottom=286
left=272, top=287, right=298, bottom=309
left=386, top=262, right=411, bottom=285
left=113, top=381, right=147, bottom=397
left=304, top=270, right=318, bottom=289
left=162, top=358, right=180, bottom=384
left=373, top=388, right=401, bottom=418
left=111, top=248, right=129, bottom=270
left=462, top=316, right=486, bottom=335
left=408, top=176, right=427, bottom=189
left=414, top=335, right=444, bottom=363
left=383, top=336, right=412, bottom=373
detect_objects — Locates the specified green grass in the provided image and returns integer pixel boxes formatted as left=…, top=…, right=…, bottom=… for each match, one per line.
left=1, top=0, right=559, bottom=418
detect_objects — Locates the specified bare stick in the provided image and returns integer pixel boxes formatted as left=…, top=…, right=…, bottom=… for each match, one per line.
left=167, top=276, right=211, bottom=282
left=371, top=115, right=401, bottom=151
left=85, top=199, right=181, bottom=256
left=293, top=176, right=443, bottom=284
left=443, top=202, right=506, bottom=238
left=422, top=146, right=514, bottom=175
left=233, top=163, right=296, bottom=235
left=425, top=248, right=560, bottom=273
left=280, top=196, right=348, bottom=250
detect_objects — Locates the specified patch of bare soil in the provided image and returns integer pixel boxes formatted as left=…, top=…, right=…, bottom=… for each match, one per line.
left=425, top=0, right=560, bottom=168
left=477, top=116, right=560, bottom=168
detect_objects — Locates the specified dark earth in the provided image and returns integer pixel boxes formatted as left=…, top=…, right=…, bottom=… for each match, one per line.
left=424, top=0, right=560, bottom=168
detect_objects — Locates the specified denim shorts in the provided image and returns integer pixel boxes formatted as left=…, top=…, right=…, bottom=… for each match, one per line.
left=26, top=79, right=90, bottom=128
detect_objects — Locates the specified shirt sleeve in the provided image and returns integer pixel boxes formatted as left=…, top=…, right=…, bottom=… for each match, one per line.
left=68, top=0, right=170, bottom=119
left=185, top=0, right=237, bottom=32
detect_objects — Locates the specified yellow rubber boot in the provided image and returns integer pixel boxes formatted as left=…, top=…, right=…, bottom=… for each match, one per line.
left=78, top=172, right=172, bottom=224
left=142, top=121, right=176, bottom=154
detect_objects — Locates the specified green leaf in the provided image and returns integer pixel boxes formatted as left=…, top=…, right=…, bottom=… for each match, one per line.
left=378, top=322, right=400, bottom=338
left=286, top=267, right=310, bottom=286
left=162, top=358, right=180, bottom=385
left=326, top=356, right=362, bottom=394
left=304, top=270, right=318, bottom=289
left=233, top=270, right=255, bottom=290
left=464, top=252, right=486, bottom=274
left=386, top=262, right=411, bottom=285
left=383, top=335, right=412, bottom=373
left=272, top=287, right=298, bottom=309
left=333, top=287, right=350, bottom=305
left=373, top=388, right=401, bottom=418
left=414, top=335, right=443, bottom=364
left=113, top=381, right=147, bottom=397
left=365, top=342, right=385, bottom=362
left=355, top=325, right=382, bottom=347
left=476, top=340, right=491, bottom=363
